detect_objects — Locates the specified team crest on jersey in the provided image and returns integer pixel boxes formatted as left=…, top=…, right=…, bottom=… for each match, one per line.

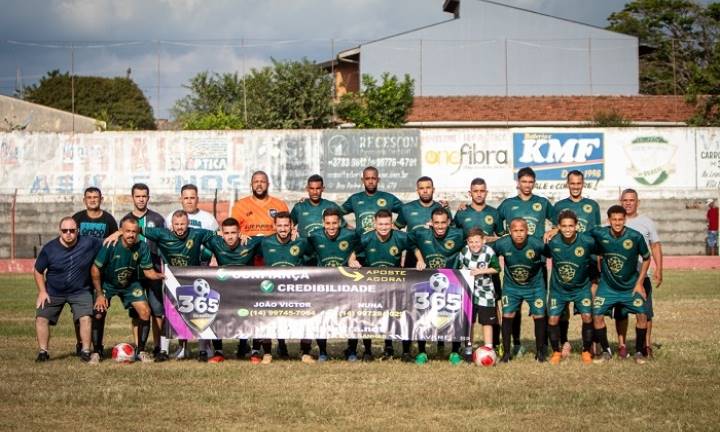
left=558, top=264, right=575, bottom=282
left=575, top=247, right=585, bottom=257
left=176, top=278, right=221, bottom=334
left=607, top=256, right=624, bottom=273
left=290, top=245, right=301, bottom=256
left=412, top=271, right=463, bottom=333
left=583, top=204, right=593, bottom=214
left=389, top=246, right=399, bottom=256
left=339, top=240, right=349, bottom=251
left=268, top=208, right=278, bottom=218
left=444, top=239, right=455, bottom=250
left=186, top=239, right=194, bottom=250
left=532, top=203, right=542, bottom=212
left=534, top=299, right=544, bottom=308
left=525, top=249, right=536, bottom=260
left=623, top=239, right=633, bottom=250
left=633, top=298, right=644, bottom=307
left=511, top=268, right=530, bottom=283
left=132, top=251, right=139, bottom=261
left=132, top=288, right=143, bottom=297
left=581, top=298, right=592, bottom=307
left=484, top=215, right=494, bottom=225
left=377, top=198, right=387, bottom=207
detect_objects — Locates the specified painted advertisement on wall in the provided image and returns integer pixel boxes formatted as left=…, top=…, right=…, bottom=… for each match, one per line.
left=512, top=132, right=604, bottom=181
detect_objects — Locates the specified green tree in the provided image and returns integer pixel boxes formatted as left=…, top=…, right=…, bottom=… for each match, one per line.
left=173, top=58, right=333, bottom=129
left=336, top=73, right=415, bottom=128
left=24, top=70, right=155, bottom=130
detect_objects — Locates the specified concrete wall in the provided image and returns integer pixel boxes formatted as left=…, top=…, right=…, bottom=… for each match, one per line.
left=0, top=95, right=103, bottom=133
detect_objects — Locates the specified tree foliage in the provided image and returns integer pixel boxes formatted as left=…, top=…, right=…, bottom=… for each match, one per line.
left=336, top=73, right=415, bottom=128
left=608, top=0, right=720, bottom=124
left=23, top=70, right=155, bottom=130
left=173, top=58, right=333, bottom=129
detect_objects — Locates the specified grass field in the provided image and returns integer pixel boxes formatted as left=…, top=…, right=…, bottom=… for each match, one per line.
left=1, top=270, right=719, bottom=431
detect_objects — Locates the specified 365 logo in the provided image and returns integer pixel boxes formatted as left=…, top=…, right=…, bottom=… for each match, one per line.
left=413, top=272, right=463, bottom=333
left=176, top=278, right=220, bottom=333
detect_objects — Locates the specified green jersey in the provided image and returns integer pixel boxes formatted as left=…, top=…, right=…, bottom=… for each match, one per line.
left=453, top=204, right=503, bottom=238
left=94, top=241, right=153, bottom=288
left=358, top=230, right=414, bottom=267
left=308, top=228, right=360, bottom=267
left=143, top=227, right=215, bottom=267
left=589, top=226, right=650, bottom=291
left=544, top=233, right=596, bottom=291
left=410, top=227, right=465, bottom=269
left=205, top=235, right=260, bottom=267
left=492, top=235, right=545, bottom=289
left=341, top=190, right=403, bottom=235
left=552, top=197, right=601, bottom=233
left=497, top=194, right=554, bottom=239
left=395, top=200, right=449, bottom=232
left=260, top=236, right=313, bottom=267
left=290, top=198, right=345, bottom=238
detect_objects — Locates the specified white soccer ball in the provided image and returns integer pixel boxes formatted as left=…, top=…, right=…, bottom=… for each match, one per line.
left=472, top=346, right=497, bottom=367
left=111, top=342, right=136, bottom=363
left=193, top=278, right=211, bottom=297
left=429, top=272, right=450, bottom=292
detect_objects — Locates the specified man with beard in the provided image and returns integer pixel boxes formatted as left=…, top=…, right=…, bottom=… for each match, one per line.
left=341, top=166, right=403, bottom=239
left=166, top=184, right=218, bottom=232
left=231, top=171, right=289, bottom=238
left=409, top=207, right=465, bottom=364
left=308, top=207, right=361, bottom=361
left=91, top=217, right=165, bottom=363
left=349, top=209, right=426, bottom=361
left=123, top=183, right=166, bottom=361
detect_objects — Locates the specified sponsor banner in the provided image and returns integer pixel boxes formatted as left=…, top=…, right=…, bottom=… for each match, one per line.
left=421, top=129, right=513, bottom=191
left=512, top=131, right=604, bottom=181
left=321, top=130, right=421, bottom=192
left=695, top=128, right=720, bottom=189
left=163, top=266, right=473, bottom=341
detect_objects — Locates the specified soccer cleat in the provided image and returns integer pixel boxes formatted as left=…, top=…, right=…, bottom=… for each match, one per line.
left=136, top=351, right=153, bottom=363
left=80, top=350, right=92, bottom=363
left=593, top=350, right=612, bottom=364
left=511, top=344, right=526, bottom=359
left=261, top=354, right=273, bottom=364
left=536, top=350, right=547, bottom=363
left=463, top=345, right=474, bottom=362
left=154, top=351, right=169, bottom=363
left=153, top=345, right=161, bottom=357
left=249, top=350, right=262, bottom=364
left=208, top=351, right=225, bottom=364
left=89, top=352, right=101, bottom=365
left=618, top=344, right=629, bottom=360
left=448, top=352, right=462, bottom=365
left=381, top=348, right=395, bottom=361
left=634, top=352, right=647, bottom=365
left=347, top=353, right=358, bottom=362
left=415, top=352, right=429, bottom=365
left=561, top=342, right=572, bottom=359
left=277, top=347, right=290, bottom=360
left=317, top=354, right=329, bottom=363
left=198, top=351, right=209, bottom=363
left=236, top=342, right=250, bottom=359
left=35, top=350, right=49, bottom=362
left=75, top=343, right=82, bottom=357
left=301, top=354, right=316, bottom=364
left=362, top=352, right=374, bottom=362
left=499, top=353, right=511, bottom=364
left=401, top=352, right=414, bottom=363
left=581, top=351, right=593, bottom=365
left=549, top=352, right=562, bottom=365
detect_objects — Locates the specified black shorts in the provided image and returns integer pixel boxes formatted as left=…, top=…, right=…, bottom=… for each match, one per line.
left=474, top=305, right=498, bottom=326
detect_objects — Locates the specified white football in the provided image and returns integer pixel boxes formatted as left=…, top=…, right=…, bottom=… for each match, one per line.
left=193, top=278, right=211, bottom=297
left=472, top=346, right=497, bottom=367
left=111, top=342, right=136, bottom=363
left=429, top=272, right=450, bottom=292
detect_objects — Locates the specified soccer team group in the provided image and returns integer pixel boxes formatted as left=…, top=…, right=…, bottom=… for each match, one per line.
left=33, top=166, right=662, bottom=366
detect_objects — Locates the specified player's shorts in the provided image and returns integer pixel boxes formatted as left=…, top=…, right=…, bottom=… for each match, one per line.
left=612, top=277, right=654, bottom=320
left=593, top=281, right=646, bottom=317
left=36, top=291, right=93, bottom=325
left=548, top=284, right=593, bottom=317
left=129, top=278, right=164, bottom=318
left=103, top=282, right=147, bottom=310
left=473, top=305, right=498, bottom=326
left=501, top=285, right=547, bottom=316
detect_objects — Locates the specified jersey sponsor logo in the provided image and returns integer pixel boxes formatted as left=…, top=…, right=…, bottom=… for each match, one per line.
left=577, top=221, right=587, bottom=232
left=527, top=220, right=537, bottom=235
left=377, top=198, right=387, bottom=207
left=583, top=204, right=593, bottom=213
left=389, top=246, right=399, bottom=256
left=633, top=298, right=644, bottom=307
left=132, top=288, right=143, bottom=297
left=357, top=201, right=365, bottom=205
left=117, top=268, right=133, bottom=287
left=290, top=245, right=301, bottom=256
left=511, top=206, right=519, bottom=211
left=607, top=256, right=624, bottom=273
left=269, top=208, right=278, bottom=218
left=525, top=249, right=536, bottom=259
left=410, top=211, right=418, bottom=216
left=339, top=240, right=349, bottom=251
left=444, top=239, right=455, bottom=250
left=558, top=264, right=575, bottom=282
left=510, top=267, right=530, bottom=283
left=176, top=278, right=220, bottom=333
left=532, top=203, right=542, bottom=212
left=623, top=239, right=633, bottom=250
left=513, top=132, right=604, bottom=181
left=147, top=221, right=156, bottom=228
left=574, top=247, right=585, bottom=257
left=302, top=212, right=309, bottom=216
left=484, top=215, right=494, bottom=225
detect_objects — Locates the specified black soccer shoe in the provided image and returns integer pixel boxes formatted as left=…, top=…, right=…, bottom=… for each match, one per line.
left=198, top=351, right=209, bottom=363
left=362, top=351, right=374, bottom=362
left=381, top=348, right=395, bottom=361
left=80, top=350, right=92, bottom=363
left=401, top=352, right=414, bottom=363
left=277, top=347, right=290, bottom=360
left=154, top=351, right=169, bottom=363
left=36, top=351, right=49, bottom=362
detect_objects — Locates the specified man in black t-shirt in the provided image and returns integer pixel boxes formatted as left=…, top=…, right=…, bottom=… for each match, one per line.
left=71, top=187, right=118, bottom=357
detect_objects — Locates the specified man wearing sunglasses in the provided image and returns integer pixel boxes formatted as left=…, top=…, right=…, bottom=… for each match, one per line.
left=34, top=217, right=102, bottom=362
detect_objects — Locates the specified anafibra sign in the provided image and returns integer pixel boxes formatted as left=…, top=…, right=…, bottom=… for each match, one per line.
left=513, top=132, right=604, bottom=181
